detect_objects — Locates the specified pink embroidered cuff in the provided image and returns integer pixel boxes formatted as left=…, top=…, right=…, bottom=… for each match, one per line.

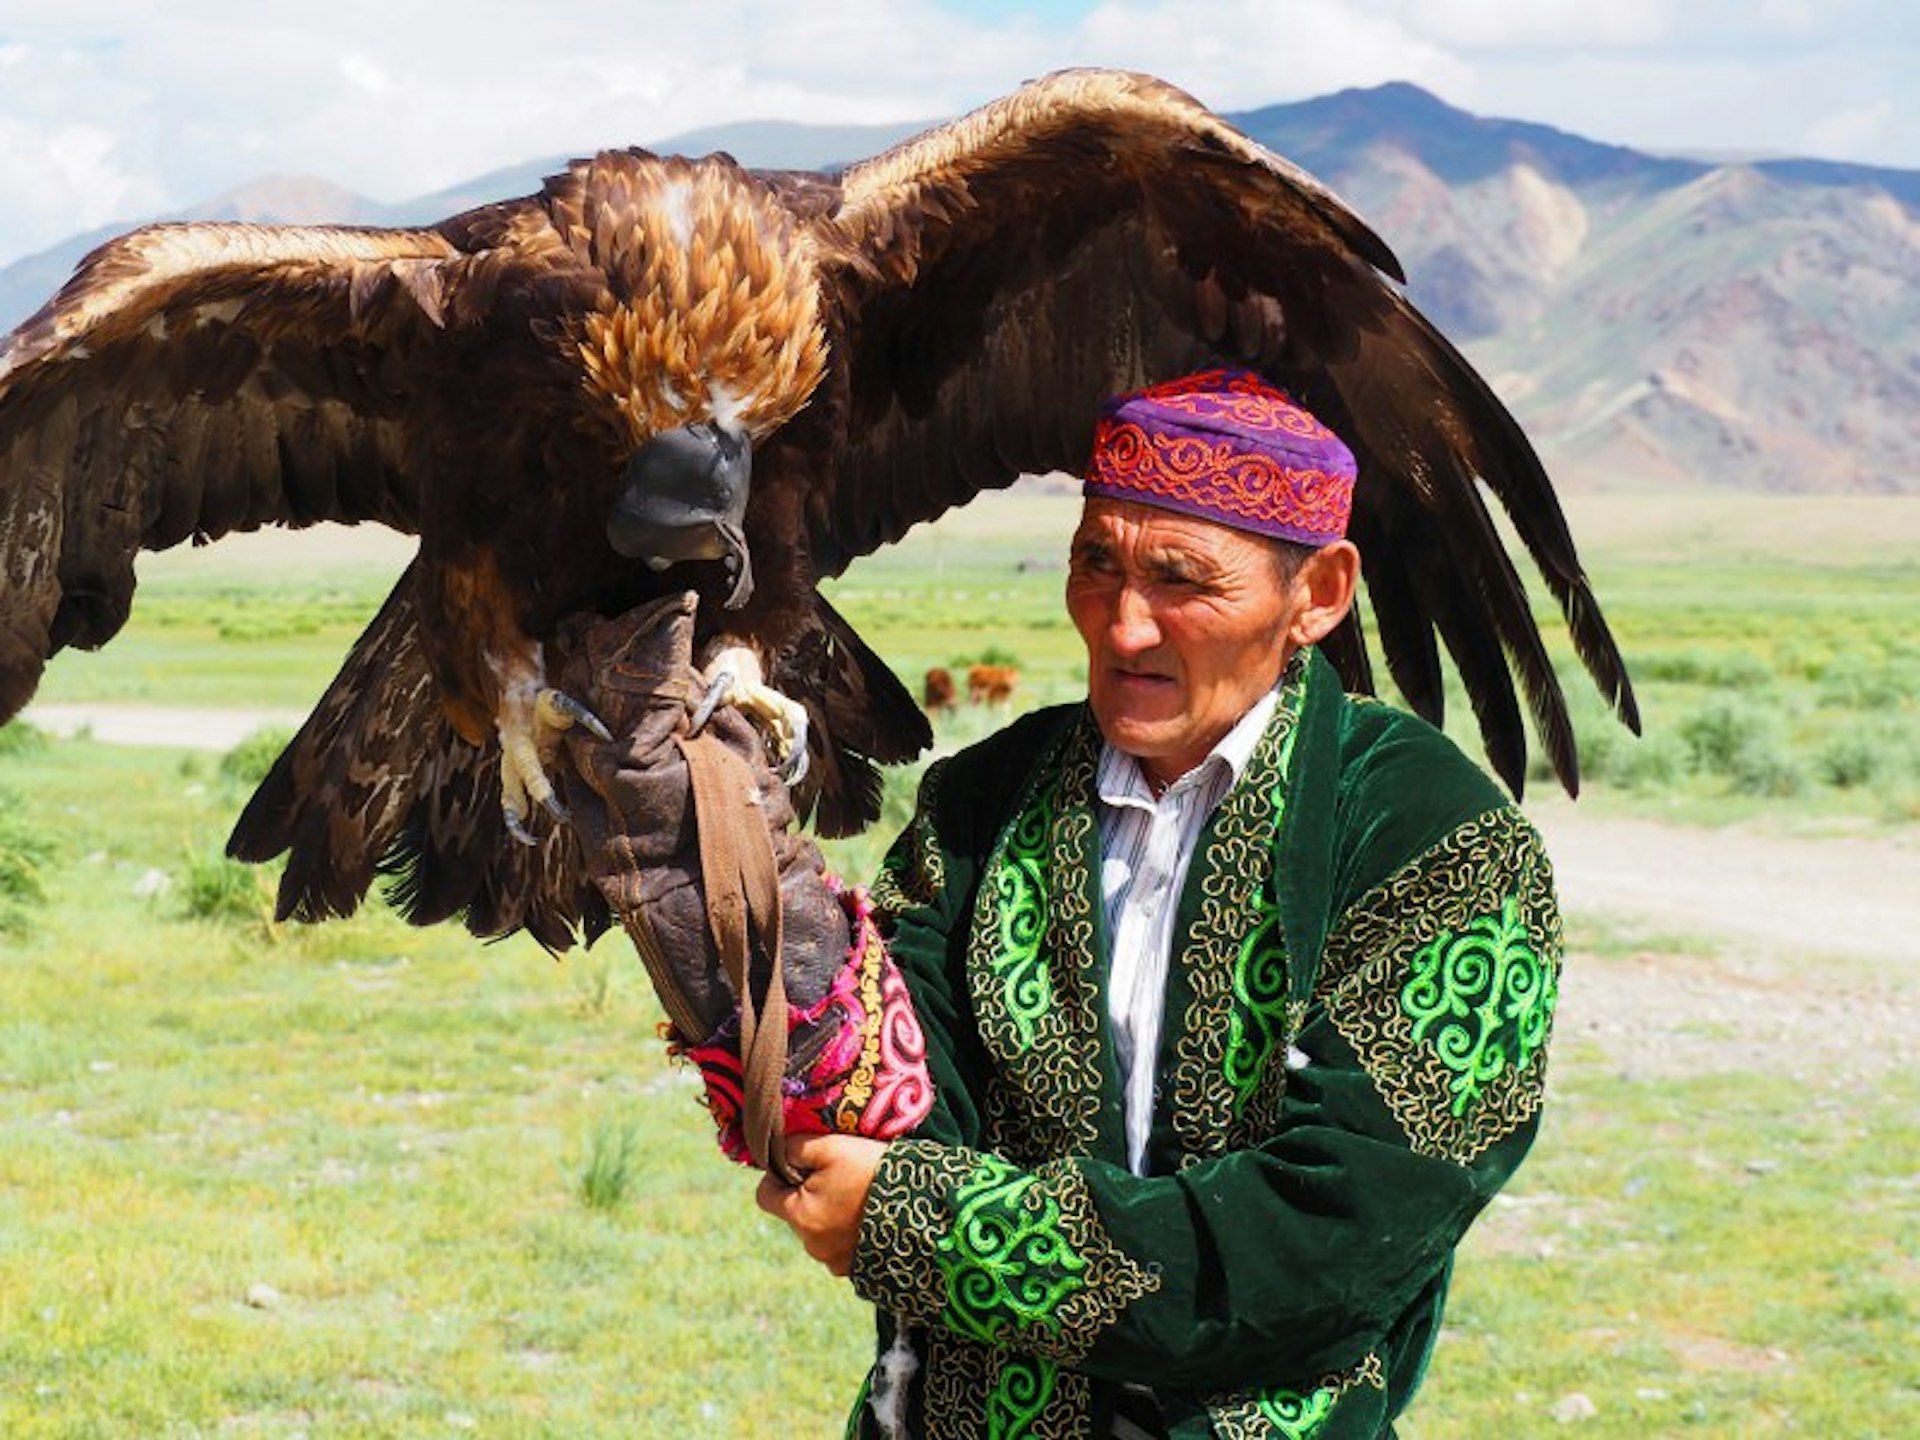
left=673, top=883, right=934, bottom=1165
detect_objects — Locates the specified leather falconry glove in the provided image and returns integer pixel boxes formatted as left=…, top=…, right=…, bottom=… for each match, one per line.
left=554, top=593, right=932, bottom=1182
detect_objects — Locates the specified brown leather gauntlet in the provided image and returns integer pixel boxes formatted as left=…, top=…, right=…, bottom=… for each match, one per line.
left=554, top=593, right=851, bottom=1181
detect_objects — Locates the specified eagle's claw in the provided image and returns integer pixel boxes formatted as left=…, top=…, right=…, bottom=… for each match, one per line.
left=541, top=688, right=612, bottom=743
left=498, top=684, right=605, bottom=847
left=693, top=647, right=810, bottom=788
left=688, top=666, right=734, bottom=738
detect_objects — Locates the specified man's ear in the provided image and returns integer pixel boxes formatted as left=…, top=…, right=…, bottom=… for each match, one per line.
left=1286, top=541, right=1361, bottom=649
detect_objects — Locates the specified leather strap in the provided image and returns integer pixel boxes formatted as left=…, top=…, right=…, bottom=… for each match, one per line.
left=678, top=732, right=798, bottom=1185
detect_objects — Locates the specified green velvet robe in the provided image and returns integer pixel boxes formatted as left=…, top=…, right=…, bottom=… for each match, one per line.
left=846, top=649, right=1561, bottom=1439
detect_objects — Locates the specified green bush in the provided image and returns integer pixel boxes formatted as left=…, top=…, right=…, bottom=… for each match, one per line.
left=0, top=720, right=48, bottom=759
left=1679, top=697, right=1805, bottom=797
left=1611, top=730, right=1690, bottom=790
left=177, top=841, right=280, bottom=935
left=951, top=643, right=1023, bottom=669
left=1635, top=647, right=1775, bottom=689
left=1816, top=717, right=1919, bottom=791
left=217, top=728, right=295, bottom=792
left=1817, top=654, right=1920, bottom=711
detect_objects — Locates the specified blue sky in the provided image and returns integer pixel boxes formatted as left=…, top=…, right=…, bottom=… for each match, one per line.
left=0, top=0, right=1913, bottom=269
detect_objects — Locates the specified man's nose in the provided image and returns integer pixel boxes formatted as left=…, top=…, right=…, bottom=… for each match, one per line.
left=1109, top=586, right=1160, bottom=655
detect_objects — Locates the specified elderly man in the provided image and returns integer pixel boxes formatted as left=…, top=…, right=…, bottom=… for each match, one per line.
left=565, top=367, right=1560, bottom=1439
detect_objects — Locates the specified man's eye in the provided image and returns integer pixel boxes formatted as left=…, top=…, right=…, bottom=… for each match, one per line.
left=1074, top=547, right=1116, bottom=574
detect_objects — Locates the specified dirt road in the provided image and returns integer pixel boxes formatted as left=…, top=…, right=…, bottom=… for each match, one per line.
left=1527, top=797, right=1916, bottom=1078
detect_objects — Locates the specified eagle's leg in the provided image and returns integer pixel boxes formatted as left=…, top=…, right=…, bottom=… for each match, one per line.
left=692, top=643, right=809, bottom=786
left=494, top=653, right=612, bottom=847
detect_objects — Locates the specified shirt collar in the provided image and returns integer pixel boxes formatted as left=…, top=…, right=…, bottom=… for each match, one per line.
left=1095, top=683, right=1284, bottom=811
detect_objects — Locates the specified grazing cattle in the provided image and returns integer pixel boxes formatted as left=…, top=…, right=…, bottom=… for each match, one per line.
left=923, top=666, right=957, bottom=716
left=967, top=664, right=1019, bottom=708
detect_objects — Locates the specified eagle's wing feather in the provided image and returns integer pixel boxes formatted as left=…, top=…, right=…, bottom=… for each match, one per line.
left=229, top=561, right=609, bottom=950
left=811, top=68, right=1635, bottom=795
left=0, top=222, right=457, bottom=722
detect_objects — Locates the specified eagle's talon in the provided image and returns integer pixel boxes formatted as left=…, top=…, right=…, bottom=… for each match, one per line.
left=536, top=687, right=611, bottom=743
left=688, top=668, right=735, bottom=737
left=503, top=804, right=540, bottom=848
left=776, top=712, right=810, bottom=786
left=694, top=645, right=810, bottom=784
left=496, top=677, right=596, bottom=848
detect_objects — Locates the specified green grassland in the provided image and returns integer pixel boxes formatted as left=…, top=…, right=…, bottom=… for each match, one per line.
left=4, top=491, right=1917, bottom=1435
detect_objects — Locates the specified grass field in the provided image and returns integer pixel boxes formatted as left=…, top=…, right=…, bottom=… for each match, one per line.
left=4, top=490, right=1917, bottom=1435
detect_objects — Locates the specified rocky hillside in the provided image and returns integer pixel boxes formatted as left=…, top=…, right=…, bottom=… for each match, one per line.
left=4, top=86, right=1914, bottom=492
left=1236, top=83, right=1920, bottom=493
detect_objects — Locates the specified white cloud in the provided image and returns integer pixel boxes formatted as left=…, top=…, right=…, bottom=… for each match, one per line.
left=1386, top=0, right=1679, bottom=50
left=1073, top=0, right=1472, bottom=111
left=0, top=0, right=1912, bottom=274
left=1804, top=100, right=1899, bottom=166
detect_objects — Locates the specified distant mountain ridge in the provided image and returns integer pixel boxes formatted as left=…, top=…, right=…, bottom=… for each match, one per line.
left=3, top=85, right=1914, bottom=493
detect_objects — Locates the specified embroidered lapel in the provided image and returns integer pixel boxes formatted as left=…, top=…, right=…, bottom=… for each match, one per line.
left=965, top=712, right=1124, bottom=1166
left=1162, top=653, right=1313, bottom=1164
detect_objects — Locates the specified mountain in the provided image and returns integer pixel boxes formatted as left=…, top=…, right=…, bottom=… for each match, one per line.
left=0, top=176, right=391, bottom=338
left=3, top=85, right=1915, bottom=493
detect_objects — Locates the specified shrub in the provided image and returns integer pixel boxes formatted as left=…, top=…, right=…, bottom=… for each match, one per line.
left=952, top=643, right=1022, bottom=669
left=1679, top=698, right=1805, bottom=798
left=1817, top=718, right=1918, bottom=791
left=218, top=728, right=295, bottom=792
left=0, top=720, right=48, bottom=759
left=1817, top=654, right=1920, bottom=712
left=1611, top=730, right=1690, bottom=790
left=1635, top=647, right=1775, bottom=689
left=178, top=841, right=281, bottom=936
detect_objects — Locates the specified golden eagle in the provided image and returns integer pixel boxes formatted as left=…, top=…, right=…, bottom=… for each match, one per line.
left=0, top=69, right=1636, bottom=949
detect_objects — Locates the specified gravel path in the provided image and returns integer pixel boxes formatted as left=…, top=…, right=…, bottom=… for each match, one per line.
left=1527, top=797, right=1918, bottom=1079
left=25, top=703, right=305, bottom=751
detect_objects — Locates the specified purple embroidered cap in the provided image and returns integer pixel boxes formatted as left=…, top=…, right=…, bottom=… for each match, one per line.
left=1083, top=368, right=1356, bottom=546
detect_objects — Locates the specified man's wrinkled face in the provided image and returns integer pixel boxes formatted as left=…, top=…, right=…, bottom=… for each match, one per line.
left=1066, top=499, right=1299, bottom=789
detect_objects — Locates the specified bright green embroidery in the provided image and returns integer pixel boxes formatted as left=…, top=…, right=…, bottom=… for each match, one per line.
left=936, top=1155, right=1088, bottom=1346
left=1402, top=895, right=1558, bottom=1116
left=1208, top=1352, right=1384, bottom=1439
left=985, top=1354, right=1057, bottom=1440
left=1177, top=657, right=1307, bottom=1152
left=1253, top=1382, right=1336, bottom=1437
left=1222, top=717, right=1302, bottom=1118
left=1223, top=881, right=1289, bottom=1115
left=991, top=799, right=1055, bottom=1048
left=968, top=717, right=1105, bottom=1164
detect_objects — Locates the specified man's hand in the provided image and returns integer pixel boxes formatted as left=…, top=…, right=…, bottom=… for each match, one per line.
left=755, top=1133, right=887, bottom=1277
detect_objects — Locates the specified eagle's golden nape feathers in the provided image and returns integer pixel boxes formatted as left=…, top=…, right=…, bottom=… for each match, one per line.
left=568, top=154, right=829, bottom=449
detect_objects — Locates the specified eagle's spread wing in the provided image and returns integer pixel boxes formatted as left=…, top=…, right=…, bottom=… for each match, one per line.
left=227, top=561, right=607, bottom=949
left=0, top=222, right=456, bottom=722
left=810, top=68, right=1637, bottom=795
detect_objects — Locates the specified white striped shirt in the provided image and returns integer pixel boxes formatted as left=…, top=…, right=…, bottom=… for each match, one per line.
left=1095, top=688, right=1282, bottom=1175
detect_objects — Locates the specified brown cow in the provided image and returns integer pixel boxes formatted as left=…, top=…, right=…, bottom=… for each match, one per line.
left=966, top=664, right=1018, bottom=708
left=922, top=666, right=957, bottom=717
